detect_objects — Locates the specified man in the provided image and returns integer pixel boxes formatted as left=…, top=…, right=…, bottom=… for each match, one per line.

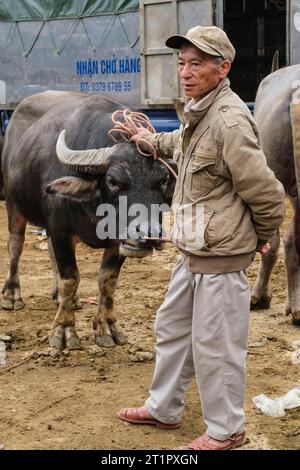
left=116, top=26, right=285, bottom=450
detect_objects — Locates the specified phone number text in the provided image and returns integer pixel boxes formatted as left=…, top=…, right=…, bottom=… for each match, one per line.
left=80, top=81, right=132, bottom=93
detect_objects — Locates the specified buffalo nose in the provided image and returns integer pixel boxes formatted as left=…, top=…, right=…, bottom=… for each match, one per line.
left=135, top=224, right=148, bottom=243
left=136, top=223, right=164, bottom=244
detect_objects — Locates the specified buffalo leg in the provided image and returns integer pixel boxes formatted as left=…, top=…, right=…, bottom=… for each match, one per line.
left=94, top=246, right=126, bottom=347
left=48, top=236, right=82, bottom=310
left=251, top=231, right=280, bottom=310
left=1, top=204, right=26, bottom=310
left=284, top=199, right=300, bottom=325
left=49, top=237, right=80, bottom=349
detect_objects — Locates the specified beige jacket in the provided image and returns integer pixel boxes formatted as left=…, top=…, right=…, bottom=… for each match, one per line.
left=145, top=78, right=285, bottom=273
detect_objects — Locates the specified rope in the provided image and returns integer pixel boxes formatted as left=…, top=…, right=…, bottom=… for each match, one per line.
left=108, top=109, right=178, bottom=180
left=47, top=19, right=79, bottom=55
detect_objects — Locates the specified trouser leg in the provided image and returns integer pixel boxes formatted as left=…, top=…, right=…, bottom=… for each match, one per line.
left=192, top=272, right=250, bottom=440
left=145, top=261, right=195, bottom=424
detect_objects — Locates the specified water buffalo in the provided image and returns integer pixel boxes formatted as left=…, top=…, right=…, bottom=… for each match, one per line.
left=251, top=64, right=300, bottom=325
left=1, top=91, right=175, bottom=348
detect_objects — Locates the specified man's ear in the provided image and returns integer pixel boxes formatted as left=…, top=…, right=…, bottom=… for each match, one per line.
left=219, top=60, right=231, bottom=79
left=46, top=176, right=98, bottom=200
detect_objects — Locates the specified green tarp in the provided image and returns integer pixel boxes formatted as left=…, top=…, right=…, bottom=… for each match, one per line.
left=0, top=0, right=139, bottom=21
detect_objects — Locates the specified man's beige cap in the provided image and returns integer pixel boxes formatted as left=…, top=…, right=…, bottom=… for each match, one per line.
left=166, top=25, right=236, bottom=62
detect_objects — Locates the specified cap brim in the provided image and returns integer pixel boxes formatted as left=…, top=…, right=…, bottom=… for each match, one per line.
left=165, top=35, right=222, bottom=58
left=165, top=35, right=189, bottom=48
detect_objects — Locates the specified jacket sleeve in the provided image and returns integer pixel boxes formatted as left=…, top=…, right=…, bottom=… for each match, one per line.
left=221, top=122, right=285, bottom=241
left=142, top=127, right=182, bottom=159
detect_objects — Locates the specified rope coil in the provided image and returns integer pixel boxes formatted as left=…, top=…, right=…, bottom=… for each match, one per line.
left=109, top=109, right=178, bottom=179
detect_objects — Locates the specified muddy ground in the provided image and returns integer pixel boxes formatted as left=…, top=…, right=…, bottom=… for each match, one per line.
left=0, top=200, right=299, bottom=450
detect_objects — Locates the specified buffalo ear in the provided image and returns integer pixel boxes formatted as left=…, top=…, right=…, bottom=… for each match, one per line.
left=164, top=159, right=177, bottom=203
left=46, top=176, right=98, bottom=200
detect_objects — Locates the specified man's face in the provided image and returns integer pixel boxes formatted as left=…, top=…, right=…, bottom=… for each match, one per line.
left=178, top=45, right=230, bottom=101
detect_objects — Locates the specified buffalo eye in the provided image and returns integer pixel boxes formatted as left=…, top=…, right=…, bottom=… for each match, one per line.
left=160, top=175, right=169, bottom=188
left=107, top=175, right=121, bottom=191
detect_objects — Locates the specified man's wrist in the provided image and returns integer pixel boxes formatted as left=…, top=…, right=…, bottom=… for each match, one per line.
left=256, top=239, right=271, bottom=254
left=257, top=239, right=268, bottom=246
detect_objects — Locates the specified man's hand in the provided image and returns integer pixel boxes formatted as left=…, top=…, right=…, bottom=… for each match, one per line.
left=130, top=127, right=152, bottom=144
left=130, top=128, right=155, bottom=154
left=256, top=240, right=271, bottom=254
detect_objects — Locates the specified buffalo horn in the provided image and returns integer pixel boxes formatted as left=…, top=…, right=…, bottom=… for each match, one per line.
left=56, top=130, right=113, bottom=174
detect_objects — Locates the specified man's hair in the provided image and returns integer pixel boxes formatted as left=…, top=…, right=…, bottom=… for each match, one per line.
left=214, top=56, right=224, bottom=65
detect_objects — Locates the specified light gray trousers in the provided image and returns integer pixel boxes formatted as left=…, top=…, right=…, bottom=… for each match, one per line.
left=145, top=260, right=250, bottom=440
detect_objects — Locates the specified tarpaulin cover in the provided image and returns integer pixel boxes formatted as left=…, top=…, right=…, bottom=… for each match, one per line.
left=0, top=0, right=139, bottom=21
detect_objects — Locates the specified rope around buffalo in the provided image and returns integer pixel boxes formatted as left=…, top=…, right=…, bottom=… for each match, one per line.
left=108, top=109, right=178, bottom=180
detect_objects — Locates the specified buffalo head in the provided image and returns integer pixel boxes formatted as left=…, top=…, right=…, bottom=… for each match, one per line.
left=46, top=129, right=176, bottom=258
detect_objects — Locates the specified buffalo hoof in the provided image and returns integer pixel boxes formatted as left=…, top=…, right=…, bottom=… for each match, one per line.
left=50, top=325, right=65, bottom=349
left=285, top=306, right=292, bottom=316
left=1, top=298, right=14, bottom=310
left=66, top=336, right=81, bottom=349
left=285, top=306, right=300, bottom=325
left=14, top=299, right=26, bottom=310
left=250, top=295, right=271, bottom=310
left=73, top=296, right=82, bottom=310
left=112, top=329, right=127, bottom=346
left=49, top=335, right=63, bottom=349
left=65, top=326, right=81, bottom=350
left=292, top=312, right=300, bottom=326
left=50, top=325, right=81, bottom=350
left=1, top=297, right=25, bottom=310
left=95, top=334, right=115, bottom=348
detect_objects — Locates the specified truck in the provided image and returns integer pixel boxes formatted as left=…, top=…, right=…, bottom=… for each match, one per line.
left=0, top=0, right=299, bottom=148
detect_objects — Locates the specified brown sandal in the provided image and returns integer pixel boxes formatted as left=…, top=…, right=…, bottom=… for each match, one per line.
left=187, top=431, right=246, bottom=450
left=117, top=406, right=180, bottom=429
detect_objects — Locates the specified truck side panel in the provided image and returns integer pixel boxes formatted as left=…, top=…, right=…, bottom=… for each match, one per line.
left=0, top=13, right=141, bottom=107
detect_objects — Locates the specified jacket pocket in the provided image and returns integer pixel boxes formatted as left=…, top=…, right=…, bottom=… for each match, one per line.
left=172, top=204, right=215, bottom=251
left=190, top=152, right=216, bottom=198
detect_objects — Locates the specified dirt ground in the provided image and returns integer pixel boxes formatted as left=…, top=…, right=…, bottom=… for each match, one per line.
left=0, top=200, right=299, bottom=451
